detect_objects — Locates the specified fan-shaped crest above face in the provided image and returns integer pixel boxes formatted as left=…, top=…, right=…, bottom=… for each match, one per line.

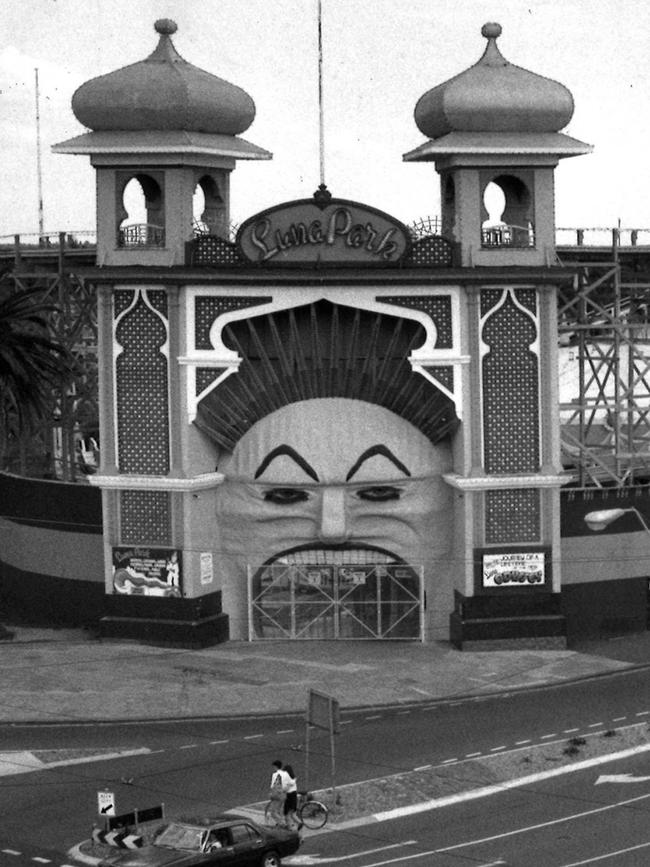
left=194, top=300, right=458, bottom=452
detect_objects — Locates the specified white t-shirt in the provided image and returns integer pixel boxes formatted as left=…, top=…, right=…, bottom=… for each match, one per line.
left=271, top=768, right=290, bottom=791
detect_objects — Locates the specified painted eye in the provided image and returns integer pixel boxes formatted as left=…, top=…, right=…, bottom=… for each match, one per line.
left=356, top=486, right=401, bottom=502
left=264, top=488, right=310, bottom=505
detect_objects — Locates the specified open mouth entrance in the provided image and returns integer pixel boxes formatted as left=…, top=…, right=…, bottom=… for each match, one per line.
left=248, top=550, right=424, bottom=640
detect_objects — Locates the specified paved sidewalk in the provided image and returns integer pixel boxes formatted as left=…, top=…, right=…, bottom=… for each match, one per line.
left=1, top=624, right=649, bottom=723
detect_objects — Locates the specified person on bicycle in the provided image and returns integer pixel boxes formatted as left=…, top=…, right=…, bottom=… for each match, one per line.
left=283, top=764, right=302, bottom=830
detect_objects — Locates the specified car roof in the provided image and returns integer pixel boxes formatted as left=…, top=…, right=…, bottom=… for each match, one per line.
left=170, top=817, right=254, bottom=830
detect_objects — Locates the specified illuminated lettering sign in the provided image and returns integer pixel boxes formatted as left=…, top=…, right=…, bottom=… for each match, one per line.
left=237, top=197, right=411, bottom=266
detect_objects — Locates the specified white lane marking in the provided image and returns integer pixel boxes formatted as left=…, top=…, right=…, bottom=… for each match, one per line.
left=563, top=728, right=579, bottom=733
left=414, top=765, right=431, bottom=771
left=636, top=711, right=649, bottom=716
left=31, top=858, right=51, bottom=863
left=284, top=840, right=417, bottom=864
left=365, top=716, right=381, bottom=720
left=367, top=792, right=650, bottom=866
left=441, top=758, right=458, bottom=764
left=243, top=734, right=264, bottom=740
left=613, top=716, right=627, bottom=722
left=276, top=729, right=294, bottom=734
left=559, top=839, right=650, bottom=866
left=588, top=723, right=603, bottom=728
left=515, top=739, right=531, bottom=745
left=210, top=740, right=229, bottom=744
left=339, top=720, right=353, bottom=726
left=373, top=745, right=650, bottom=824
left=1, top=850, right=21, bottom=856
left=541, top=734, right=557, bottom=740
left=179, top=744, right=198, bottom=750
left=466, top=752, right=481, bottom=758
left=490, top=746, right=506, bottom=752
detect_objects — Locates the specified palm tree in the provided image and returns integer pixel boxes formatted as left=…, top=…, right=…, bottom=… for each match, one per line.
left=0, top=287, right=73, bottom=469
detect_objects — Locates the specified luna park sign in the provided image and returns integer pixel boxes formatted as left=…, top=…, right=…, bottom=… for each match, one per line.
left=237, top=192, right=411, bottom=266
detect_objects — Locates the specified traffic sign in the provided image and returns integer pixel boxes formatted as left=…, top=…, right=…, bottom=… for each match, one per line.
left=98, top=790, right=115, bottom=816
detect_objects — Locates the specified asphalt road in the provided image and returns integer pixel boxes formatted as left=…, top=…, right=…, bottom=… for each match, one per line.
left=0, top=667, right=649, bottom=864
left=284, top=751, right=650, bottom=866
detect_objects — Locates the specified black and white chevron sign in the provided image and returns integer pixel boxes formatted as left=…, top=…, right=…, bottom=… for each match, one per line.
left=92, top=828, right=143, bottom=849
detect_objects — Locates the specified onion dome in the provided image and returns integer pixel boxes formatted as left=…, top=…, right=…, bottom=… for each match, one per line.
left=415, top=23, right=574, bottom=140
left=71, top=19, right=256, bottom=136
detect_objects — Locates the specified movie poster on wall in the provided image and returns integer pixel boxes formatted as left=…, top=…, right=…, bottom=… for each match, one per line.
left=112, top=546, right=182, bottom=597
left=481, top=550, right=546, bottom=589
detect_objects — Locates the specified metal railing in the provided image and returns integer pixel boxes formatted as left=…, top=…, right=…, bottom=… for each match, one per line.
left=3, top=224, right=650, bottom=259
left=117, top=223, right=165, bottom=248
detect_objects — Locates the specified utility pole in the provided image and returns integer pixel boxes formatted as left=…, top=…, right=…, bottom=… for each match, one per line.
left=35, top=68, right=45, bottom=240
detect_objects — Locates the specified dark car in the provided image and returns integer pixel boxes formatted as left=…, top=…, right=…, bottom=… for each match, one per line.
left=98, top=818, right=300, bottom=867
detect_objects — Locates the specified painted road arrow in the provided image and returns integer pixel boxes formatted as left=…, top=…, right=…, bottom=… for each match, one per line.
left=595, top=773, right=650, bottom=784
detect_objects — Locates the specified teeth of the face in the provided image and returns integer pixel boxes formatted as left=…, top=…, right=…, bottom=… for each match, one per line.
left=277, top=549, right=396, bottom=566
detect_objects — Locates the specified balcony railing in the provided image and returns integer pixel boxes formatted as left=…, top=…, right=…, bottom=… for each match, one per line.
left=481, top=223, right=535, bottom=248
left=117, top=223, right=165, bottom=248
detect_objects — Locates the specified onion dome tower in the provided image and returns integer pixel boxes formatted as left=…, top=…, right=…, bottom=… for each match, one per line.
left=53, top=19, right=271, bottom=266
left=404, top=23, right=592, bottom=267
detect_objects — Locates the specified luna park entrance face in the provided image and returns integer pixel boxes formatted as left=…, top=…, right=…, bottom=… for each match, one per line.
left=248, top=558, right=424, bottom=640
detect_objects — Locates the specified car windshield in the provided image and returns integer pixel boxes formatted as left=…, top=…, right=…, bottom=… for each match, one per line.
left=154, top=824, right=205, bottom=851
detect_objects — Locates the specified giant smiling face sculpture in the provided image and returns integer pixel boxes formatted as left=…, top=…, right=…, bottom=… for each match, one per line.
left=215, top=398, right=453, bottom=637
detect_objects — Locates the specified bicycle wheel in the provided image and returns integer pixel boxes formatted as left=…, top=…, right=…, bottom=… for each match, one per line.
left=299, top=799, right=328, bottom=829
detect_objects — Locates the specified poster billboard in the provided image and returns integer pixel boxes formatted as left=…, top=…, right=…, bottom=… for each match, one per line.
left=476, top=547, right=549, bottom=593
left=112, top=547, right=182, bottom=597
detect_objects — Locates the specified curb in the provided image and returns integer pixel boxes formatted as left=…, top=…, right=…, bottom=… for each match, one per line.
left=6, top=658, right=650, bottom=726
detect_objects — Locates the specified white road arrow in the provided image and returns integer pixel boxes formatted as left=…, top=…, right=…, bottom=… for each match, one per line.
left=595, top=773, right=650, bottom=784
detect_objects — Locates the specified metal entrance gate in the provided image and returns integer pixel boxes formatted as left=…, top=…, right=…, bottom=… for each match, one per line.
left=248, top=562, right=424, bottom=640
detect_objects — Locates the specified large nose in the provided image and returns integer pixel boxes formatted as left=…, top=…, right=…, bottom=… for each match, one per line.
left=318, top=487, right=349, bottom=543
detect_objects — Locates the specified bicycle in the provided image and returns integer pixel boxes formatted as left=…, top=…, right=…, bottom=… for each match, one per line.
left=264, top=790, right=329, bottom=830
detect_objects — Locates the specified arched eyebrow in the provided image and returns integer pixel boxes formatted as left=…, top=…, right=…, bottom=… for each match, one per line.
left=346, top=445, right=411, bottom=481
left=254, top=445, right=319, bottom=481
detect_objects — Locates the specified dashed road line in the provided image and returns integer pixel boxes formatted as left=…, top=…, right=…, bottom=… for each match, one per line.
left=243, top=734, right=264, bottom=740
left=636, top=711, right=649, bottom=716
left=179, top=744, right=198, bottom=749
left=1, top=850, right=21, bottom=856
left=613, top=716, right=627, bottom=722
left=541, top=734, right=557, bottom=740
left=414, top=764, right=431, bottom=771
left=588, top=723, right=603, bottom=728
left=563, top=728, right=579, bottom=734
left=276, top=729, right=294, bottom=734
left=209, top=739, right=229, bottom=744
left=516, top=740, right=531, bottom=745
left=466, top=752, right=482, bottom=758
left=490, top=746, right=506, bottom=752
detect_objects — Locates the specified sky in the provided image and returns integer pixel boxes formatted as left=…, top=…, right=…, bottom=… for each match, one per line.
left=1, top=0, right=650, bottom=239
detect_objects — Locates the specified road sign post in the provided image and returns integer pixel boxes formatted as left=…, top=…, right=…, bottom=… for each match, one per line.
left=305, top=689, right=340, bottom=800
left=97, top=790, right=115, bottom=830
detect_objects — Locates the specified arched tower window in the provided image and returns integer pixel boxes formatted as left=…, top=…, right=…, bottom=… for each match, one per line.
left=117, top=173, right=165, bottom=248
left=193, top=175, right=228, bottom=239
left=481, top=174, right=534, bottom=248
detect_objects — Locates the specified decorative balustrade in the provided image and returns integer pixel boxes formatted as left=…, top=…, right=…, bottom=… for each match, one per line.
left=117, top=223, right=165, bottom=248
left=481, top=223, right=535, bottom=248
left=2, top=224, right=650, bottom=263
